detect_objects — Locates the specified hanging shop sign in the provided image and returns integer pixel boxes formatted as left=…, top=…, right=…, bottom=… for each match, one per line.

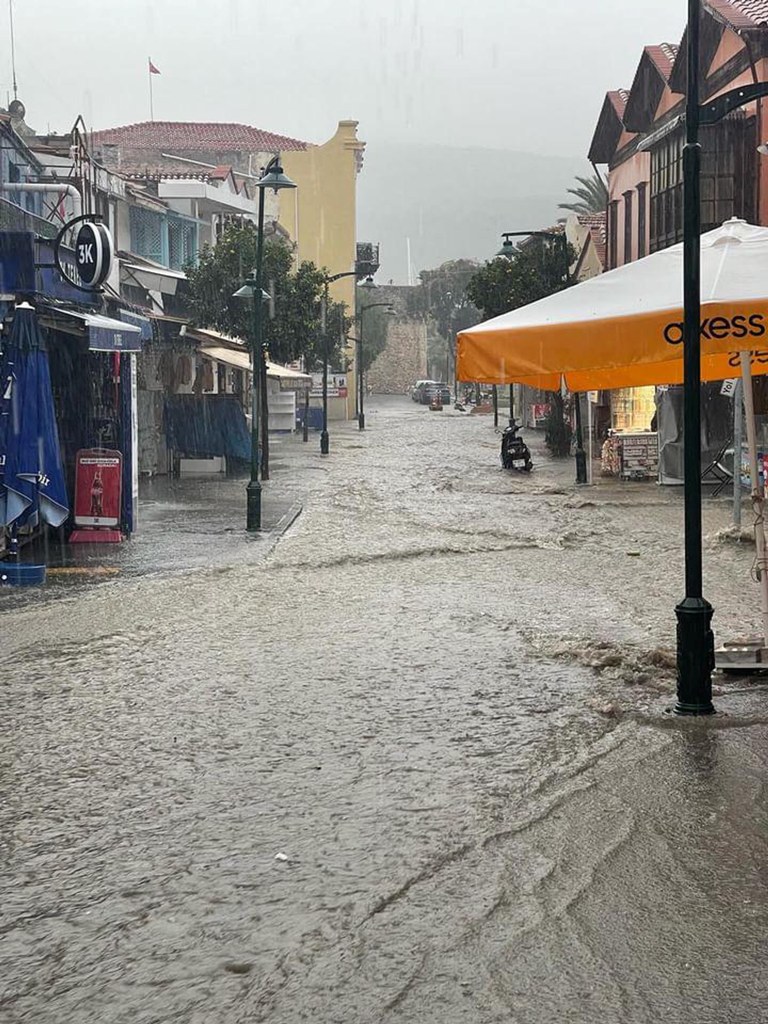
left=74, top=221, right=113, bottom=288
left=47, top=215, right=114, bottom=292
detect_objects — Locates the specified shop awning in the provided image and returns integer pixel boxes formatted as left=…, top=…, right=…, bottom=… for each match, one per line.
left=456, top=219, right=768, bottom=391
left=118, top=309, right=153, bottom=342
left=198, top=342, right=312, bottom=390
left=199, top=344, right=251, bottom=372
left=265, top=361, right=312, bottom=391
left=120, top=259, right=186, bottom=296
left=38, top=306, right=143, bottom=352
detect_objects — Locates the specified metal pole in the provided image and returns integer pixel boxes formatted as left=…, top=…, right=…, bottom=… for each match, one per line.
left=573, top=393, right=588, bottom=484
left=493, top=385, right=498, bottom=428
left=509, top=384, right=514, bottom=425
left=320, top=281, right=329, bottom=454
left=739, top=353, right=768, bottom=644
left=675, top=0, right=715, bottom=715
left=733, top=378, right=742, bottom=528
left=246, top=189, right=265, bottom=531
left=358, top=331, right=365, bottom=430
left=302, top=386, right=309, bottom=442
left=260, top=342, right=270, bottom=481
left=588, top=393, right=594, bottom=485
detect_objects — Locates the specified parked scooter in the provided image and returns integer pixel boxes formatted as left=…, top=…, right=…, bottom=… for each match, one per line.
left=500, top=419, right=533, bottom=472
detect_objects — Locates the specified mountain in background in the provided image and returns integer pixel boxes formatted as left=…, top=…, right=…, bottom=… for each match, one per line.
left=357, top=141, right=591, bottom=283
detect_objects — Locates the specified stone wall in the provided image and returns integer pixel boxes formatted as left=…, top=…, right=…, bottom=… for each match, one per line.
left=367, top=318, right=428, bottom=394
left=365, top=285, right=428, bottom=394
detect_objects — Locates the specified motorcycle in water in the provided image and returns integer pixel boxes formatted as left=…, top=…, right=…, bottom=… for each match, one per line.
left=500, top=419, right=533, bottom=472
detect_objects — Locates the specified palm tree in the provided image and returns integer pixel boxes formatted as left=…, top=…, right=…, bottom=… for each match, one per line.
left=558, top=172, right=608, bottom=215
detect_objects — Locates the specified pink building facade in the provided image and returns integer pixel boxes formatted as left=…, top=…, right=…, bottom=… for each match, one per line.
left=590, top=2, right=768, bottom=271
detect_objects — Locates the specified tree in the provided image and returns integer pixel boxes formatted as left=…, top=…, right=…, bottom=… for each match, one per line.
left=409, top=259, right=481, bottom=380
left=184, top=223, right=341, bottom=366
left=467, top=240, right=577, bottom=457
left=557, top=171, right=608, bottom=215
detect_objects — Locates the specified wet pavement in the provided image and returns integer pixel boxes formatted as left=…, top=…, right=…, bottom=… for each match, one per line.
left=2, top=396, right=767, bottom=1023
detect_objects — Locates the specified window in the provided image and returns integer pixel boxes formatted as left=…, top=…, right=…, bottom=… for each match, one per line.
left=623, top=190, right=633, bottom=265
left=608, top=201, right=619, bottom=269
left=130, top=206, right=165, bottom=263
left=650, top=114, right=756, bottom=252
left=637, top=182, right=647, bottom=258
left=168, top=216, right=198, bottom=270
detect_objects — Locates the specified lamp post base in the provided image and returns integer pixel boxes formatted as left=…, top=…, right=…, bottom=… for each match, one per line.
left=575, top=447, right=588, bottom=485
left=320, top=430, right=330, bottom=455
left=246, top=479, right=262, bottom=532
left=674, top=595, right=716, bottom=715
left=358, top=413, right=365, bottom=430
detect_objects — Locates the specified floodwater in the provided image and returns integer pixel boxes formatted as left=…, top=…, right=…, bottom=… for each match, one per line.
left=2, top=396, right=767, bottom=1023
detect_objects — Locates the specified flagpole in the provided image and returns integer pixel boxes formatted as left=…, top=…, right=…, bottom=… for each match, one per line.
left=148, top=58, right=154, bottom=120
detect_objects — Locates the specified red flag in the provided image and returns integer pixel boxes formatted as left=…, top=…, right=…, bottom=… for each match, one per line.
left=148, top=59, right=161, bottom=75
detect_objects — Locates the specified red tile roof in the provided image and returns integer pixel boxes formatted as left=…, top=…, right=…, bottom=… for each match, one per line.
left=578, top=213, right=607, bottom=269
left=91, top=120, right=309, bottom=153
left=645, top=43, right=679, bottom=81
left=608, top=90, right=630, bottom=119
left=707, top=0, right=768, bottom=29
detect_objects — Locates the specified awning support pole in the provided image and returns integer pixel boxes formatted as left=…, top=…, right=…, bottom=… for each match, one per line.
left=676, top=0, right=715, bottom=715
left=739, top=352, right=768, bottom=645
left=733, top=378, right=743, bottom=529
left=573, top=392, right=588, bottom=484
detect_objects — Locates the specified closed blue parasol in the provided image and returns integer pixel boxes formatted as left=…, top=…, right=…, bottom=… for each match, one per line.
left=0, top=302, right=69, bottom=529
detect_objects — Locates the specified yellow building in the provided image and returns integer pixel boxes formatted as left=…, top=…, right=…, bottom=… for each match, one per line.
left=91, top=117, right=366, bottom=420
left=282, top=121, right=366, bottom=420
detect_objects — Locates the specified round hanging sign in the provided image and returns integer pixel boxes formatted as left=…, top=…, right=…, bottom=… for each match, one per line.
left=74, top=221, right=113, bottom=288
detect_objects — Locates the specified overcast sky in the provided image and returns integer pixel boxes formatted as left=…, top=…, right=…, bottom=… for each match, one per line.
left=3, top=0, right=686, bottom=156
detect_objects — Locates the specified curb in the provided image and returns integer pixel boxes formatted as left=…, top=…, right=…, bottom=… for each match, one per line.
left=272, top=501, right=304, bottom=540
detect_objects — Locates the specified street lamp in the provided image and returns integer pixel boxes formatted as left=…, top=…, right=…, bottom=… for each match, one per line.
left=233, top=278, right=273, bottom=531
left=250, top=155, right=296, bottom=485
left=319, top=272, right=374, bottom=454
left=357, top=297, right=395, bottom=429
left=496, top=230, right=588, bottom=484
left=676, top=3, right=768, bottom=709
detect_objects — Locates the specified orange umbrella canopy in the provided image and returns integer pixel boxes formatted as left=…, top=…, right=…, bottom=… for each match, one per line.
left=457, top=219, right=768, bottom=390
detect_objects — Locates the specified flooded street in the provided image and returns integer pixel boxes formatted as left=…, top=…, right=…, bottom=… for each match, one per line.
left=2, top=396, right=767, bottom=1023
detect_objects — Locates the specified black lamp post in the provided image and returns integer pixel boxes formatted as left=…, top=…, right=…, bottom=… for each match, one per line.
left=243, top=156, right=296, bottom=490
left=357, top=299, right=395, bottom=429
left=233, top=277, right=274, bottom=531
left=675, top=1, right=768, bottom=710
left=497, top=230, right=587, bottom=484
left=676, top=0, right=714, bottom=713
left=319, top=271, right=373, bottom=453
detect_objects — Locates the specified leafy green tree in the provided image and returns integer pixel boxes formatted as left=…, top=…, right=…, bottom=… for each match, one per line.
left=409, top=259, right=481, bottom=380
left=358, top=303, right=390, bottom=374
left=558, top=171, right=608, bottom=215
left=467, top=240, right=577, bottom=456
left=184, top=223, right=344, bottom=366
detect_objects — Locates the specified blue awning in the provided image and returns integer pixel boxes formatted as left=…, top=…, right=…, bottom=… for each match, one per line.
left=118, top=309, right=153, bottom=342
left=38, top=306, right=143, bottom=352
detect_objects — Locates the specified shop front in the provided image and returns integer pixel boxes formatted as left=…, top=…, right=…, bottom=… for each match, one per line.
left=0, top=227, right=144, bottom=551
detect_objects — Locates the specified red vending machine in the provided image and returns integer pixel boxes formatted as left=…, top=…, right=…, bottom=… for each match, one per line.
left=69, top=449, right=124, bottom=543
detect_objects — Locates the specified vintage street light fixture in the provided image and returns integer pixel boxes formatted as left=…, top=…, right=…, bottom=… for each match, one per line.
left=233, top=278, right=273, bottom=531
left=496, top=230, right=588, bottom=483
left=357, top=296, right=395, bottom=429
left=319, top=272, right=375, bottom=453
left=233, top=155, right=296, bottom=530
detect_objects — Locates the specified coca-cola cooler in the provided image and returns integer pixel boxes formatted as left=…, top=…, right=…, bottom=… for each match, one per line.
left=69, top=448, right=124, bottom=543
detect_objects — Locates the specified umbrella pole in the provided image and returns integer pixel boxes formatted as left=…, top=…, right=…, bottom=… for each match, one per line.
left=739, top=352, right=768, bottom=645
left=733, top=378, right=743, bottom=529
left=573, top=392, right=588, bottom=484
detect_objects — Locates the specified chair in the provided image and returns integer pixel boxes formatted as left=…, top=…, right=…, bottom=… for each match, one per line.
left=701, top=440, right=733, bottom=497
